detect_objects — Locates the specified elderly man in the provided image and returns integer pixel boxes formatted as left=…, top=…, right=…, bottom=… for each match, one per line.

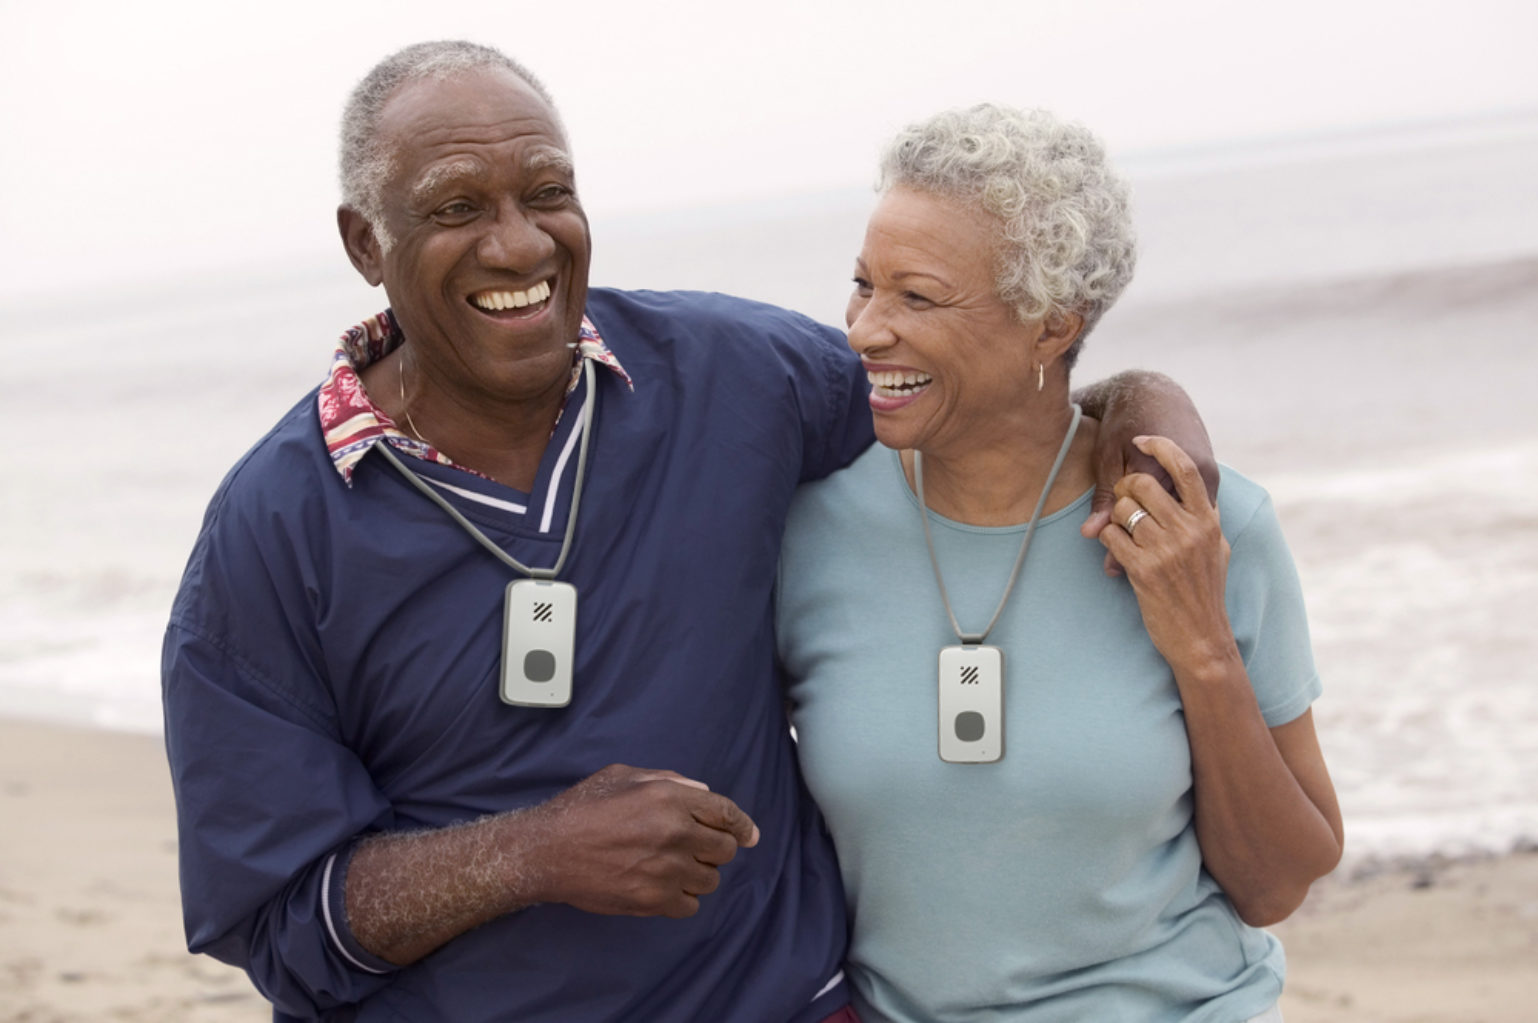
left=163, top=41, right=1212, bottom=1022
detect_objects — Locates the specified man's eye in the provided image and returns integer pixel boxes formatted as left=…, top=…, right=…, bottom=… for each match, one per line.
left=435, top=201, right=476, bottom=218
left=531, top=184, right=573, bottom=204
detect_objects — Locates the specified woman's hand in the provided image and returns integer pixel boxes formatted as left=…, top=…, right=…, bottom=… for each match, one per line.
left=1100, top=435, right=1344, bottom=924
left=1099, top=435, right=1239, bottom=678
left=1077, top=371, right=1218, bottom=577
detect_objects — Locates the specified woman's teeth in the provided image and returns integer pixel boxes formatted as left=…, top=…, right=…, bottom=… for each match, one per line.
left=867, top=369, right=933, bottom=397
left=472, top=280, right=552, bottom=311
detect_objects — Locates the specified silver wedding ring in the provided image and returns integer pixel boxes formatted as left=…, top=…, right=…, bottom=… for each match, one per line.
left=1124, top=508, right=1149, bottom=538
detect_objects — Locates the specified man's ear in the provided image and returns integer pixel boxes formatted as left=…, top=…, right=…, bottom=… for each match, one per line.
left=338, top=206, right=385, bottom=287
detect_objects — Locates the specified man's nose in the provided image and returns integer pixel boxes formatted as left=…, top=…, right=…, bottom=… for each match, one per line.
left=477, top=203, right=556, bottom=269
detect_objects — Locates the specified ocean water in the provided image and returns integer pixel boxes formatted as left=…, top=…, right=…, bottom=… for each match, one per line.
left=3, top=114, right=1535, bottom=871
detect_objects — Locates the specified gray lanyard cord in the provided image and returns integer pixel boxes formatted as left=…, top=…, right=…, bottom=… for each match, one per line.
left=917, top=403, right=1082, bottom=645
left=376, top=358, right=597, bottom=580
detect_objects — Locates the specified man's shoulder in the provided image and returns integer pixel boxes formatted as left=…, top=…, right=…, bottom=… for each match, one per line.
left=202, top=386, right=336, bottom=526
left=586, top=287, right=846, bottom=350
left=170, top=386, right=337, bottom=625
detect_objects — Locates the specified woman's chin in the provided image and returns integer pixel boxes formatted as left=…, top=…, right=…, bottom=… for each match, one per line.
left=872, top=423, right=915, bottom=452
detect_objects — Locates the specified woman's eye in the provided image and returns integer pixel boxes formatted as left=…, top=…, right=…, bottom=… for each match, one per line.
left=903, top=291, right=932, bottom=306
left=851, top=276, right=872, bottom=294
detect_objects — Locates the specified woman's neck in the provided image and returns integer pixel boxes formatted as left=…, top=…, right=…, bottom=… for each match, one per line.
left=903, top=406, right=1099, bottom=527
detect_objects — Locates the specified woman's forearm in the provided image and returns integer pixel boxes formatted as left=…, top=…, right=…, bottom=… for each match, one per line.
left=1172, top=650, right=1344, bottom=926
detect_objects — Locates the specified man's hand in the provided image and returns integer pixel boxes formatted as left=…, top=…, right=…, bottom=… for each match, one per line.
left=347, top=764, right=758, bottom=965
left=527, top=764, right=759, bottom=919
left=1075, top=370, right=1218, bottom=575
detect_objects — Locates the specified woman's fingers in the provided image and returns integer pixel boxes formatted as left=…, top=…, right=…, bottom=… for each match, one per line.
left=1113, top=473, right=1179, bottom=528
left=1112, top=437, right=1218, bottom=537
left=1132, top=435, right=1212, bottom=511
left=1112, top=495, right=1156, bottom=542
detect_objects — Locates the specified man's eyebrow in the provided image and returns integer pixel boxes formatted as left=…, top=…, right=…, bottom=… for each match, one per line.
left=408, top=160, right=481, bottom=207
left=407, top=148, right=576, bottom=207
left=523, top=147, right=575, bottom=178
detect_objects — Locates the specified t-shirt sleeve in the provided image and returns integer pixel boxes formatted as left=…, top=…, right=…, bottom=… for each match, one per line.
left=1222, top=491, right=1322, bottom=727
left=162, top=490, right=400, bottom=1015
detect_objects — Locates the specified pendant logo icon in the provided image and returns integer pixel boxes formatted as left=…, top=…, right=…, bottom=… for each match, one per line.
left=960, top=665, right=979, bottom=685
left=533, top=602, right=554, bottom=623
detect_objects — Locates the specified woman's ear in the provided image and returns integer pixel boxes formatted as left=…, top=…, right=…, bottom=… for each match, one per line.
left=338, top=206, right=385, bottom=287
left=1033, top=310, right=1085, bottom=368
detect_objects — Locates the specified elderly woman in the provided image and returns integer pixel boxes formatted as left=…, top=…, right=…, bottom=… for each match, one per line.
left=777, top=105, right=1343, bottom=1022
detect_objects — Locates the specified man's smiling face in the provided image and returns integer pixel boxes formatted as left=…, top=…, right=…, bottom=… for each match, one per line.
left=351, top=66, right=591, bottom=407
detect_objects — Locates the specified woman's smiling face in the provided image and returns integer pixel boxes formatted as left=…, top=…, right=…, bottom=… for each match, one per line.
left=846, top=186, right=1047, bottom=457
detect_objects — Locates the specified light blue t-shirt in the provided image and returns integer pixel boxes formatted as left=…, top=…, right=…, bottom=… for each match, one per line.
left=777, top=446, right=1321, bottom=1023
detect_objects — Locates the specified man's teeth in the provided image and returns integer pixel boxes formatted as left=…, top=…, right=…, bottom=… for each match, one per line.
left=472, top=280, right=552, bottom=311
left=867, top=369, right=933, bottom=396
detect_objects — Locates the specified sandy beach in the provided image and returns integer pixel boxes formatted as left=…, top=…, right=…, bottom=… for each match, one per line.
left=0, top=717, right=1533, bottom=1022
left=0, top=720, right=266, bottom=1022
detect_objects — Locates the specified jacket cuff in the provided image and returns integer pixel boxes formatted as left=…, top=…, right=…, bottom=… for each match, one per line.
left=321, top=846, right=399, bottom=976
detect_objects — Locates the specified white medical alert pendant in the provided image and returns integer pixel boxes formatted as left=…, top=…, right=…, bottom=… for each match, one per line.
left=937, top=645, right=1004, bottom=763
left=501, top=579, right=577, bottom=707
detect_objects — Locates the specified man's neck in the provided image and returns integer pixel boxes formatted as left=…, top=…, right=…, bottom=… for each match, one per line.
left=363, top=349, right=572, bottom=492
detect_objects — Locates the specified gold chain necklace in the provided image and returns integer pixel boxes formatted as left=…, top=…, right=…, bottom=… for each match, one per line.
left=397, top=353, right=427, bottom=443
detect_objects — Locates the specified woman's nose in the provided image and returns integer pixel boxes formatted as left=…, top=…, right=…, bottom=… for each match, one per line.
left=846, top=295, right=893, bottom=356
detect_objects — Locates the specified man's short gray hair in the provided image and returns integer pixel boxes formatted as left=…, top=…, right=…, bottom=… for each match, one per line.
left=878, top=104, right=1136, bottom=367
left=339, top=40, right=559, bottom=248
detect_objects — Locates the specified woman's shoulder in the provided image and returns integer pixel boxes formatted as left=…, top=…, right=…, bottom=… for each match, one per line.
left=785, top=445, right=906, bottom=545
left=1214, top=464, right=1283, bottom=545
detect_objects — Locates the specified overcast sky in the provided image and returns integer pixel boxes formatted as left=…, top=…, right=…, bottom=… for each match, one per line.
left=1, top=0, right=1533, bottom=306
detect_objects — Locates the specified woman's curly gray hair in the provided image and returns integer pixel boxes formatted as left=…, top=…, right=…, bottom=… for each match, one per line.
left=879, top=104, right=1136, bottom=367
left=339, top=40, right=559, bottom=249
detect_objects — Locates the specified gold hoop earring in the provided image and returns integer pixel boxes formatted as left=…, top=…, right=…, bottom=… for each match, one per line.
left=1037, top=363, right=1045, bottom=392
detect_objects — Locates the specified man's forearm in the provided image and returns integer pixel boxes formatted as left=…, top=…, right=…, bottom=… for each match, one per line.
left=343, top=764, right=759, bottom=966
left=346, top=811, right=542, bottom=966
left=1076, top=369, right=1218, bottom=504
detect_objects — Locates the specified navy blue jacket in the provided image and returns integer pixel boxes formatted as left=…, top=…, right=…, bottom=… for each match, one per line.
left=162, top=289, right=874, bottom=1021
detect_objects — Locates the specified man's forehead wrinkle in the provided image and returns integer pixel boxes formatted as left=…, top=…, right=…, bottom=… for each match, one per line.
left=386, top=101, right=566, bottom=148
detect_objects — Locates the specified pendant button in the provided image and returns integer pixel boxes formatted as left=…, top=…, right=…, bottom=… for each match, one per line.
left=954, top=711, right=986, bottom=742
left=524, top=649, right=557, bottom=682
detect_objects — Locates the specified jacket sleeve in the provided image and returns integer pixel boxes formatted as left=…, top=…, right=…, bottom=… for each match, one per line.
left=792, top=316, right=876, bottom=483
left=162, top=487, right=400, bottom=1016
